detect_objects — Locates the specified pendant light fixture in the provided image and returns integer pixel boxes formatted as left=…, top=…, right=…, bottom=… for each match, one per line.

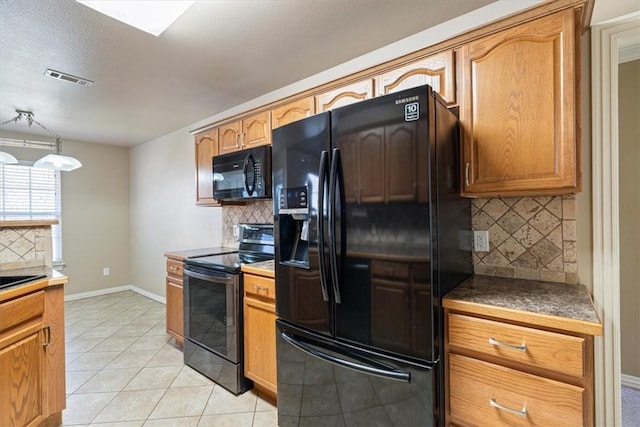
left=0, top=110, right=82, bottom=171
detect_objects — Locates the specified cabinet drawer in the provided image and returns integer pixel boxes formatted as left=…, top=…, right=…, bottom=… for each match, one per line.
left=244, top=274, right=275, bottom=300
left=0, top=290, right=45, bottom=333
left=448, top=313, right=584, bottom=379
left=449, top=354, right=584, bottom=427
left=166, top=259, right=183, bottom=277
left=371, top=260, right=410, bottom=280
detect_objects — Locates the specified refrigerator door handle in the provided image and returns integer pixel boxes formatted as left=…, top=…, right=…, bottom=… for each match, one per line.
left=328, top=148, right=342, bottom=304
left=317, top=150, right=330, bottom=302
left=281, top=331, right=410, bottom=382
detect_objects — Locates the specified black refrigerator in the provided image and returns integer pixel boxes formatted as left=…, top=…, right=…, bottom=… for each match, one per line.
left=272, top=85, right=472, bottom=426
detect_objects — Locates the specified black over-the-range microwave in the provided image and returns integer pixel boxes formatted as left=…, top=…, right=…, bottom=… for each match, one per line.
left=212, top=145, right=272, bottom=201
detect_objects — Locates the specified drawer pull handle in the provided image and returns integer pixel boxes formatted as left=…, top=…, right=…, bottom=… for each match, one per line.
left=169, top=266, right=178, bottom=271
left=254, top=285, right=269, bottom=293
left=489, top=337, right=526, bottom=352
left=43, top=326, right=51, bottom=347
left=490, top=398, right=527, bottom=417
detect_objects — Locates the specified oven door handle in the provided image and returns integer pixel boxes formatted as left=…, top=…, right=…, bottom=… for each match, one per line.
left=281, top=331, right=410, bottom=382
left=184, top=268, right=234, bottom=284
left=243, top=153, right=256, bottom=196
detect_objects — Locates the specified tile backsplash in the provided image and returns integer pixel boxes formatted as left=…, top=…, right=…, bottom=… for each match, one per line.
left=222, top=200, right=274, bottom=244
left=0, top=226, right=53, bottom=270
left=472, top=196, right=577, bottom=284
left=221, top=195, right=578, bottom=284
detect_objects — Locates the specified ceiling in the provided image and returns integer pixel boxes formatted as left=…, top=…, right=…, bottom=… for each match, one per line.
left=1, top=1, right=636, bottom=148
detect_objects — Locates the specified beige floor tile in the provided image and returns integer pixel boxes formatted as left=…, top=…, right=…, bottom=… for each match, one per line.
left=125, top=366, right=183, bottom=391
left=92, top=389, right=166, bottom=423
left=171, top=366, right=215, bottom=388
left=105, top=349, right=159, bottom=369
left=114, top=324, right=154, bottom=337
left=66, top=370, right=98, bottom=394
left=252, top=410, right=278, bottom=426
left=142, top=417, right=200, bottom=427
left=148, top=385, right=213, bottom=419
left=146, top=343, right=184, bottom=367
left=67, top=351, right=121, bottom=371
left=198, top=413, right=254, bottom=427
left=144, top=320, right=168, bottom=336
left=89, top=422, right=143, bottom=427
left=128, top=335, right=171, bottom=351
left=66, top=336, right=106, bottom=353
left=203, top=387, right=258, bottom=415
left=255, top=395, right=277, bottom=412
left=76, top=368, right=141, bottom=393
left=80, top=326, right=122, bottom=339
left=96, top=335, right=140, bottom=352
left=63, top=392, right=117, bottom=425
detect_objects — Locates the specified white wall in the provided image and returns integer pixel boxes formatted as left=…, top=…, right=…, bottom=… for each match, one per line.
left=129, top=126, right=223, bottom=297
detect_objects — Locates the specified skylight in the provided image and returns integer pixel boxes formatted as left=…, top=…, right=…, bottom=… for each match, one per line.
left=76, top=1, right=194, bottom=36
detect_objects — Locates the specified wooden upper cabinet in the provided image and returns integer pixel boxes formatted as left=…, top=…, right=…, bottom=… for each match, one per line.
left=459, top=9, right=579, bottom=197
left=218, top=121, right=242, bottom=155
left=242, top=110, right=271, bottom=149
left=376, top=51, right=456, bottom=105
left=272, top=97, right=315, bottom=129
left=194, top=128, right=220, bottom=206
left=315, top=79, right=375, bottom=112
left=219, top=111, right=271, bottom=155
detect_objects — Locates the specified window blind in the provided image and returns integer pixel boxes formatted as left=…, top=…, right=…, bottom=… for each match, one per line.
left=0, top=164, right=62, bottom=263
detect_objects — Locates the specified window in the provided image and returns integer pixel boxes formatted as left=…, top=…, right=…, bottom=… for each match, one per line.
left=0, top=164, right=62, bottom=263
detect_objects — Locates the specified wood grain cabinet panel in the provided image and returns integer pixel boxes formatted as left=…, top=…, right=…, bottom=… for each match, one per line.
left=376, top=51, right=456, bottom=105
left=315, top=79, right=375, bottom=112
left=459, top=9, right=579, bottom=196
left=194, top=128, right=220, bottom=206
left=271, top=97, right=315, bottom=129
left=165, top=257, right=184, bottom=346
left=218, top=121, right=243, bottom=155
left=43, top=285, right=66, bottom=419
left=242, top=111, right=271, bottom=149
left=243, top=273, right=277, bottom=398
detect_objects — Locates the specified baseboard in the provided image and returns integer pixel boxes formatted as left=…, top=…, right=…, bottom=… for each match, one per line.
left=65, top=285, right=165, bottom=304
left=621, top=374, right=640, bottom=390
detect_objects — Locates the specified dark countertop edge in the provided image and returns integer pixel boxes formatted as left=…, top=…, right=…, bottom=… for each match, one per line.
left=443, top=275, right=602, bottom=336
left=0, top=266, right=68, bottom=302
left=164, top=246, right=239, bottom=260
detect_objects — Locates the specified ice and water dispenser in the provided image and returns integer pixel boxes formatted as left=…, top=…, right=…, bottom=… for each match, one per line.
left=277, top=185, right=314, bottom=268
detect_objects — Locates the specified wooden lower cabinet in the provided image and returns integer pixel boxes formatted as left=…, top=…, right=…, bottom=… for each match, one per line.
left=0, top=281, right=67, bottom=427
left=445, top=309, right=595, bottom=427
left=165, top=257, right=184, bottom=346
left=243, top=272, right=277, bottom=399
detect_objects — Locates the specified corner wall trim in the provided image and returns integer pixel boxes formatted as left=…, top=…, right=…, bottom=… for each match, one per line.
left=64, top=285, right=166, bottom=304
left=622, top=374, right=640, bottom=390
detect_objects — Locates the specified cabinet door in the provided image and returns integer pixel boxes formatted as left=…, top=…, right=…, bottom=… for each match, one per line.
left=218, top=121, right=242, bottom=155
left=166, top=277, right=184, bottom=345
left=377, top=51, right=456, bottom=105
left=0, top=329, right=45, bottom=427
left=315, top=79, right=374, bottom=112
left=43, top=285, right=65, bottom=418
left=385, top=122, right=417, bottom=201
left=460, top=9, right=578, bottom=196
left=195, top=129, right=220, bottom=206
left=272, top=97, right=315, bottom=129
left=244, top=296, right=277, bottom=395
left=242, top=111, right=271, bottom=149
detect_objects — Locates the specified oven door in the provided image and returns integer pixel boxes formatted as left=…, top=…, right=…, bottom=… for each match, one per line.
left=183, top=265, right=241, bottom=363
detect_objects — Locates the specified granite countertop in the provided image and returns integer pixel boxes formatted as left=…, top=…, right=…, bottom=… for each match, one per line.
left=444, top=275, right=602, bottom=336
left=241, top=260, right=275, bottom=278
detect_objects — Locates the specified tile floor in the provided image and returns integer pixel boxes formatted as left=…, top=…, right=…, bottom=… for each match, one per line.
left=62, top=290, right=277, bottom=426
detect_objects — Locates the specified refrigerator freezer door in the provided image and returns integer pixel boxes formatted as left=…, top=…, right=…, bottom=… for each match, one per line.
left=276, top=320, right=437, bottom=426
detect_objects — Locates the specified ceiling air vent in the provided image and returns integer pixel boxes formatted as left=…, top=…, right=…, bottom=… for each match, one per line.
left=44, top=69, right=94, bottom=87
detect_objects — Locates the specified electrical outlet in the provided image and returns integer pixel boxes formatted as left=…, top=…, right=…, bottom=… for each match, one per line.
left=473, top=230, right=490, bottom=252
left=103, top=267, right=110, bottom=276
